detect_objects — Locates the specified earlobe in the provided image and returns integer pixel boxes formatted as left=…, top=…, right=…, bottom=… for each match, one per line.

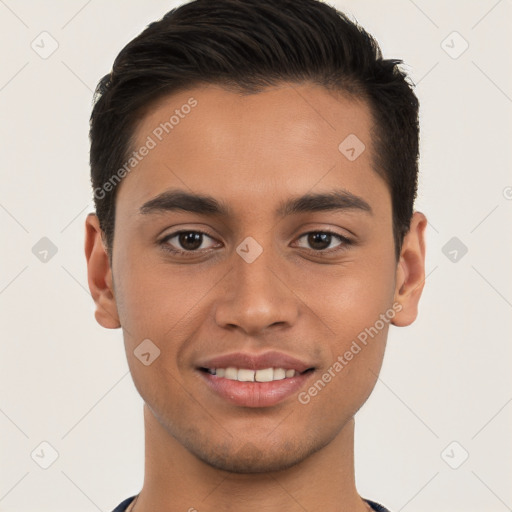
left=391, top=211, right=427, bottom=327
left=84, top=213, right=121, bottom=329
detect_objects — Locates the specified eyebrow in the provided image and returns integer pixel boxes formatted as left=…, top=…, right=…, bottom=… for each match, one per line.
left=139, top=188, right=372, bottom=217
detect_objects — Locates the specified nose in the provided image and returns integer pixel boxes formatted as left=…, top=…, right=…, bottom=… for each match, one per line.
left=214, top=240, right=299, bottom=336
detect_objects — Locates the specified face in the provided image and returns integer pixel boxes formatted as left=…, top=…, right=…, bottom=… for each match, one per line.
left=86, top=82, right=426, bottom=473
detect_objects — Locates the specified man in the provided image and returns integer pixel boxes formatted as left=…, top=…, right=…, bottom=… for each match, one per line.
left=85, top=1, right=426, bottom=510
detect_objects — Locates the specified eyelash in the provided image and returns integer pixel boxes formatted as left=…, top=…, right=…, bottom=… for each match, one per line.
left=158, top=229, right=353, bottom=257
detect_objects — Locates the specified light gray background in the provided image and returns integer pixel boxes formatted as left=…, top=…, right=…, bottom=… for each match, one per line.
left=1, top=1, right=511, bottom=511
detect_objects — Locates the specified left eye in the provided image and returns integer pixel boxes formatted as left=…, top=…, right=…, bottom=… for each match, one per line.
left=295, top=231, right=349, bottom=252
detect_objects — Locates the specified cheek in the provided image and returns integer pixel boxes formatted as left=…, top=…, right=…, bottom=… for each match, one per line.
left=299, top=341, right=385, bottom=432
left=298, top=254, right=397, bottom=342
left=296, top=302, right=390, bottom=430
left=113, top=251, right=218, bottom=338
left=295, top=253, right=396, bottom=408
left=113, top=253, right=228, bottom=402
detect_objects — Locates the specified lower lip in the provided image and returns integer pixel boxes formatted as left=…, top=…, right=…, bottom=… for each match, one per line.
left=198, top=370, right=314, bottom=408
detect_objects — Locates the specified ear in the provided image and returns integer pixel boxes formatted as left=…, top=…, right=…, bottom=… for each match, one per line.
left=84, top=213, right=121, bottom=329
left=391, top=211, right=427, bottom=327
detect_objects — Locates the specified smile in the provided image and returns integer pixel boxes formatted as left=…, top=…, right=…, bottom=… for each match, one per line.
left=200, top=367, right=304, bottom=382
left=195, top=351, right=317, bottom=408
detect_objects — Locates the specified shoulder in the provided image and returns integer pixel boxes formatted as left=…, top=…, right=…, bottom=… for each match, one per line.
left=366, top=498, right=393, bottom=512
left=110, top=495, right=137, bottom=512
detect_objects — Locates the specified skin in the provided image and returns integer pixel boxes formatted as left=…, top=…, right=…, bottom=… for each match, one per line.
left=85, top=82, right=426, bottom=512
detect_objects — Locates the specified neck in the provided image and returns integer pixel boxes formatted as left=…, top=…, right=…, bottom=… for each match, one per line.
left=132, top=403, right=369, bottom=512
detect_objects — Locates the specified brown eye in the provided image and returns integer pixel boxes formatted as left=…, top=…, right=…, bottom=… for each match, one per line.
left=296, top=231, right=351, bottom=253
left=306, top=232, right=333, bottom=250
left=177, top=232, right=203, bottom=250
left=161, top=231, right=217, bottom=253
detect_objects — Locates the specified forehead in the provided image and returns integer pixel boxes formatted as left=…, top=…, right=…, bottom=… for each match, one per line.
left=118, top=82, right=386, bottom=217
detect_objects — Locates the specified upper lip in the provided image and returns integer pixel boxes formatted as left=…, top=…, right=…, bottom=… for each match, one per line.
left=197, top=351, right=315, bottom=373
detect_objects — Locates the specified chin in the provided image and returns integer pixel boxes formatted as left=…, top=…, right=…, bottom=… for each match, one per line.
left=184, top=434, right=328, bottom=474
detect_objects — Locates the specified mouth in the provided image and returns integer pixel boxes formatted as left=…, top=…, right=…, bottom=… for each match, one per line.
left=195, top=351, right=316, bottom=408
left=199, top=366, right=314, bottom=382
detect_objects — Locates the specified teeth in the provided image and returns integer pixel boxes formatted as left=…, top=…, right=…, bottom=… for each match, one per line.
left=255, top=368, right=274, bottom=382
left=207, top=367, right=297, bottom=382
left=273, top=368, right=286, bottom=380
left=225, top=367, right=238, bottom=380
left=237, top=369, right=255, bottom=382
